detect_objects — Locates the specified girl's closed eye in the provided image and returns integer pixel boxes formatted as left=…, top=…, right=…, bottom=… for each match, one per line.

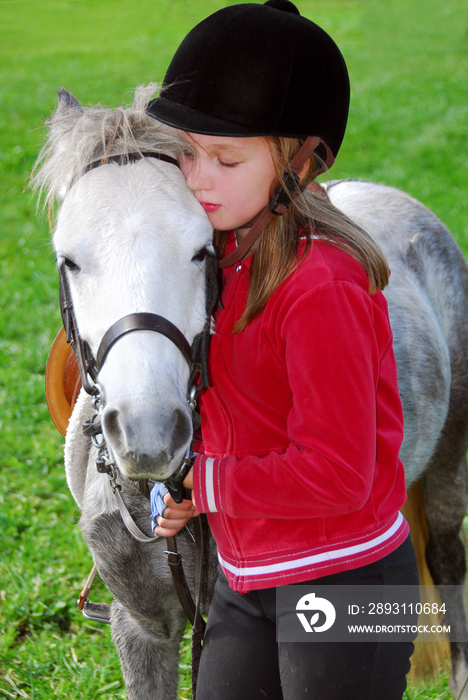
left=219, top=159, right=239, bottom=168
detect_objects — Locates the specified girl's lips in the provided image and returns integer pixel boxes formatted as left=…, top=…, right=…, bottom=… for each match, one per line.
left=198, top=201, right=221, bottom=212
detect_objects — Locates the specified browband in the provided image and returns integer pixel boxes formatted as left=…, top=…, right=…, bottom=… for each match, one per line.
left=83, top=151, right=180, bottom=176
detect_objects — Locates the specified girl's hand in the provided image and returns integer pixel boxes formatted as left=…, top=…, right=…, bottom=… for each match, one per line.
left=150, top=467, right=197, bottom=537
left=153, top=491, right=198, bottom=538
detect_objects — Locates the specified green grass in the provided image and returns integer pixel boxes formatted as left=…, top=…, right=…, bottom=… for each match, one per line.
left=0, top=0, right=467, bottom=697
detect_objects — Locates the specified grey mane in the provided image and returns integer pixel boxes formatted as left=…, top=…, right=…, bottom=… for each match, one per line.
left=31, top=83, right=186, bottom=212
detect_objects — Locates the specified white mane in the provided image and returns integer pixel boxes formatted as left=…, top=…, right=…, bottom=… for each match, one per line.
left=31, top=83, right=186, bottom=214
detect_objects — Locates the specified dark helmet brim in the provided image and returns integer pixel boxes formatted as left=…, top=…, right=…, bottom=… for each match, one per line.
left=147, top=95, right=316, bottom=139
left=146, top=96, right=272, bottom=138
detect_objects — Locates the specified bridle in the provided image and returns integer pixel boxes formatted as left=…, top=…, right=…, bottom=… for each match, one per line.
left=58, top=151, right=216, bottom=499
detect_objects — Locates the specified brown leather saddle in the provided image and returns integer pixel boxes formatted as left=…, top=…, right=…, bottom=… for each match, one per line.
left=45, top=327, right=81, bottom=436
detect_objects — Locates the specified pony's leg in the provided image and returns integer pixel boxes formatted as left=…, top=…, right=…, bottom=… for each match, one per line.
left=80, top=505, right=193, bottom=700
left=421, top=423, right=468, bottom=699
left=110, top=598, right=187, bottom=700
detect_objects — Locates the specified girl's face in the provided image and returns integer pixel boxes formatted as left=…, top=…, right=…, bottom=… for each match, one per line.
left=179, top=132, right=278, bottom=233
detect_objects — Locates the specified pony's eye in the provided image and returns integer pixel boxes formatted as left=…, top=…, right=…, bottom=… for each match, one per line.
left=192, top=247, right=210, bottom=264
left=61, top=256, right=81, bottom=272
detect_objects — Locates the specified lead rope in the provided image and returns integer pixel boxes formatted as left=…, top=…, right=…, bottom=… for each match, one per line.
left=190, top=515, right=207, bottom=699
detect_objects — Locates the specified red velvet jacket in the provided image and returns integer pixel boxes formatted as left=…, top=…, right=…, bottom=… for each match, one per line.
left=192, top=233, right=409, bottom=593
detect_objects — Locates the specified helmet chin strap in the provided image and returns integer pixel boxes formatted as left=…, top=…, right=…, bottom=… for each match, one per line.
left=219, top=136, right=334, bottom=269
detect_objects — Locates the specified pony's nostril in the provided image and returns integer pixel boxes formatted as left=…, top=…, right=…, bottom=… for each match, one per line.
left=102, top=408, right=124, bottom=448
left=171, top=408, right=192, bottom=451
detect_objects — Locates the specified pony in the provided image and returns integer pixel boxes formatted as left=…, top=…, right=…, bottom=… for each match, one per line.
left=33, top=85, right=468, bottom=699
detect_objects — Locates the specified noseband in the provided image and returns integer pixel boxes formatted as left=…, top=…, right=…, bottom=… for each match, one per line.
left=60, top=260, right=197, bottom=396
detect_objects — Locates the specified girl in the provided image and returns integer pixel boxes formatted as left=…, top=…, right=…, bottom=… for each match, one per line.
left=148, top=2, right=419, bottom=698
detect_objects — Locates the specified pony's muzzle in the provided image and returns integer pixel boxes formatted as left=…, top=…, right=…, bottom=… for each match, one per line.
left=101, top=405, right=192, bottom=479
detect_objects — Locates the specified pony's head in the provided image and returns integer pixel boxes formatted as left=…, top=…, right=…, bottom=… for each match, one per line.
left=33, top=86, right=217, bottom=481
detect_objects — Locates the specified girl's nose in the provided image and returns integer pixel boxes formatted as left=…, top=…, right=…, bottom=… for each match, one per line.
left=181, top=155, right=210, bottom=192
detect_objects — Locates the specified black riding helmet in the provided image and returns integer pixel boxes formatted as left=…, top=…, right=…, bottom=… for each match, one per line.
left=146, top=0, right=350, bottom=163
left=147, top=0, right=350, bottom=267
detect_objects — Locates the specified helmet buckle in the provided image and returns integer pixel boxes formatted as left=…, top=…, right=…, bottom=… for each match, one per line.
left=269, top=171, right=300, bottom=215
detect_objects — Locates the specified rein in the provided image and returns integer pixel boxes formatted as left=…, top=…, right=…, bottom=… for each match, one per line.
left=59, top=150, right=215, bottom=696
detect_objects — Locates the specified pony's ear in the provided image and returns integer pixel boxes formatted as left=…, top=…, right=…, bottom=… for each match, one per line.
left=56, top=88, right=83, bottom=115
left=35, top=89, right=86, bottom=203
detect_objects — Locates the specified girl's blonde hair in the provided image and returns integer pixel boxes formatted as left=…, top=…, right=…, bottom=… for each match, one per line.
left=214, top=136, right=389, bottom=332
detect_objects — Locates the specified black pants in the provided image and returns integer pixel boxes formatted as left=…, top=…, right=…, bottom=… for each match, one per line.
left=197, top=536, right=419, bottom=700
